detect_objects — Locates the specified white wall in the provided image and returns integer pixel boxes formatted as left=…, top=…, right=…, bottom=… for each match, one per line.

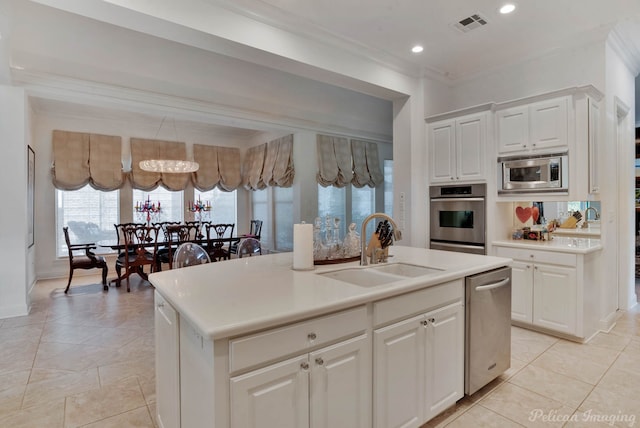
left=604, top=40, right=638, bottom=313
left=447, top=42, right=607, bottom=112
left=0, top=86, right=30, bottom=319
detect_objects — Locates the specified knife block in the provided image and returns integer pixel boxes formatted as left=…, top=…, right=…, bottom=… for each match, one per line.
left=366, top=232, right=389, bottom=262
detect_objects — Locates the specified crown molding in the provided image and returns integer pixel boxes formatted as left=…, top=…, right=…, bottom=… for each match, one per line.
left=12, top=69, right=393, bottom=143
left=607, top=26, right=640, bottom=76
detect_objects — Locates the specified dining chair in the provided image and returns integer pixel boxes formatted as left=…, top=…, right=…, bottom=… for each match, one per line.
left=230, top=219, right=263, bottom=255
left=156, top=223, right=200, bottom=270
left=172, top=243, right=211, bottom=269
left=237, top=237, right=262, bottom=258
left=113, top=222, right=145, bottom=282
left=205, top=223, right=235, bottom=261
left=116, top=224, right=161, bottom=292
left=185, top=220, right=210, bottom=239
left=63, top=227, right=108, bottom=293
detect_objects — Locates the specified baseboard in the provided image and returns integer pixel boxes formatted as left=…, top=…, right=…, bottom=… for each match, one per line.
left=599, top=310, right=618, bottom=333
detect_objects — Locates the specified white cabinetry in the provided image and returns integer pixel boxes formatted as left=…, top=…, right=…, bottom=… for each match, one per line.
left=373, top=280, right=464, bottom=428
left=494, top=245, right=601, bottom=340
left=229, top=306, right=371, bottom=428
left=231, top=334, right=370, bottom=428
left=497, top=97, right=569, bottom=155
left=428, top=112, right=487, bottom=183
left=154, top=291, right=180, bottom=428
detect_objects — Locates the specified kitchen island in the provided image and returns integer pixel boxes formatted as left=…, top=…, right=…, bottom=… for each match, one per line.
left=150, top=246, right=510, bottom=428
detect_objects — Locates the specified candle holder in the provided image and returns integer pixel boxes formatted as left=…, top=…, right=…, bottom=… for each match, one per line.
left=187, top=199, right=211, bottom=238
left=135, top=196, right=161, bottom=226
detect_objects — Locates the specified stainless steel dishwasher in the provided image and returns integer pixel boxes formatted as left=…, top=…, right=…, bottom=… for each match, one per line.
left=465, top=266, right=512, bottom=395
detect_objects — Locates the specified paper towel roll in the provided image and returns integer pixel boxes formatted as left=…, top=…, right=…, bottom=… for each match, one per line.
left=293, top=223, right=314, bottom=270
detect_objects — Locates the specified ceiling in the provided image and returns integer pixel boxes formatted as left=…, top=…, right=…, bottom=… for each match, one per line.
left=5, top=0, right=640, bottom=129
left=219, top=0, right=640, bottom=80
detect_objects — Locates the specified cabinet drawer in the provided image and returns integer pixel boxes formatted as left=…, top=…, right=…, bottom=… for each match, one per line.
left=373, top=280, right=463, bottom=328
left=495, top=246, right=576, bottom=267
left=229, top=306, right=367, bottom=373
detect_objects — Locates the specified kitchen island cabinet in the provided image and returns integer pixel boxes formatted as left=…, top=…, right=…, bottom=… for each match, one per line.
left=493, top=238, right=604, bottom=341
left=150, top=246, right=510, bottom=428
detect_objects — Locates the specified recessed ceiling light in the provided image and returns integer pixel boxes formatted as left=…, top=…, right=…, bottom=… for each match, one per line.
left=411, top=45, right=424, bottom=53
left=500, top=3, right=516, bottom=14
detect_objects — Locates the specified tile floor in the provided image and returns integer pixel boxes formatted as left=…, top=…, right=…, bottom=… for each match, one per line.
left=0, top=274, right=639, bottom=427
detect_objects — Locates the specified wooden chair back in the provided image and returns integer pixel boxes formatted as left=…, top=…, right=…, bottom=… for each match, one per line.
left=205, top=223, right=235, bottom=261
left=120, top=224, right=161, bottom=291
left=63, top=227, right=108, bottom=293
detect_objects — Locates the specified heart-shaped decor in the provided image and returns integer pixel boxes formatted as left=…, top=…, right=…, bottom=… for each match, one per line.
left=532, top=206, right=540, bottom=223
left=515, top=206, right=532, bottom=223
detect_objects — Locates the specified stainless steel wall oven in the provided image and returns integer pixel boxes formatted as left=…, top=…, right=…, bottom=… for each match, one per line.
left=429, top=184, right=486, bottom=255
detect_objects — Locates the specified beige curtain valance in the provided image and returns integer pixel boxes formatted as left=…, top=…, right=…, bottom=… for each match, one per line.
left=316, top=134, right=352, bottom=187
left=262, top=134, right=294, bottom=187
left=351, top=139, right=384, bottom=188
left=52, top=130, right=124, bottom=191
left=242, top=144, right=267, bottom=191
left=130, top=138, right=190, bottom=191
left=193, top=144, right=242, bottom=191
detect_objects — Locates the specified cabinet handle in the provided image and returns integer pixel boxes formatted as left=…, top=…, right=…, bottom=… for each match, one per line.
left=529, top=254, right=534, bottom=258
left=307, top=333, right=317, bottom=340
left=156, top=302, right=165, bottom=308
left=526, top=265, right=531, bottom=269
left=315, top=357, right=324, bottom=365
left=428, top=318, right=435, bottom=323
left=534, top=266, right=538, bottom=270
left=421, top=320, right=429, bottom=326
left=300, top=362, right=309, bottom=370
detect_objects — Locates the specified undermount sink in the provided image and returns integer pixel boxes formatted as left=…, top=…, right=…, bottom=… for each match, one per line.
left=368, top=262, right=444, bottom=277
left=318, top=262, right=445, bottom=287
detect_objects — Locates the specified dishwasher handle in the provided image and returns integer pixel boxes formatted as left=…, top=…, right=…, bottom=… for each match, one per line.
left=474, top=277, right=510, bottom=291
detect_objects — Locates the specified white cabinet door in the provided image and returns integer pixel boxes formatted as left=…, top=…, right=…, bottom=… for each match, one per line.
left=497, top=105, right=529, bottom=154
left=310, top=334, right=371, bottom=428
left=429, top=120, right=456, bottom=183
left=456, top=114, right=485, bottom=181
left=510, top=260, right=534, bottom=323
left=154, top=291, right=180, bottom=428
left=230, top=355, right=310, bottom=428
left=529, top=97, right=568, bottom=152
left=374, top=314, right=425, bottom=428
left=533, top=263, right=577, bottom=335
left=424, top=303, right=464, bottom=420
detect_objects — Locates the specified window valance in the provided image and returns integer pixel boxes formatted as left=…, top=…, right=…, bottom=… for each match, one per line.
left=193, top=144, right=242, bottom=191
left=52, top=130, right=124, bottom=191
left=130, top=138, right=190, bottom=191
left=242, top=134, right=295, bottom=190
left=316, top=135, right=352, bottom=187
left=351, top=139, right=384, bottom=188
left=242, top=144, right=267, bottom=191
left=262, top=134, right=295, bottom=187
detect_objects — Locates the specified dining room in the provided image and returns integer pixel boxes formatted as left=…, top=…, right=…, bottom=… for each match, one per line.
left=27, top=96, right=393, bottom=293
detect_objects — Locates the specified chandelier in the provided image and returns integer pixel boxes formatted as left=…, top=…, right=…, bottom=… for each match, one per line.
left=139, top=116, right=199, bottom=173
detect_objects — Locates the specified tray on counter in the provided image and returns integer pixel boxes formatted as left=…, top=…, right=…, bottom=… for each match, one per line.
left=314, top=255, right=360, bottom=265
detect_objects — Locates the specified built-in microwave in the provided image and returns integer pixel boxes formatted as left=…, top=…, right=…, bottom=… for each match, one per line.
left=498, top=153, right=568, bottom=194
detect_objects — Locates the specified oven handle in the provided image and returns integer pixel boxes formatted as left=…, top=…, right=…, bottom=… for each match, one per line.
left=474, top=278, right=510, bottom=291
left=430, top=197, right=485, bottom=202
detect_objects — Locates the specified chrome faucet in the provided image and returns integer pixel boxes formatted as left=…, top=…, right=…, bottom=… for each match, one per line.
left=360, top=213, right=402, bottom=266
left=582, top=207, right=600, bottom=228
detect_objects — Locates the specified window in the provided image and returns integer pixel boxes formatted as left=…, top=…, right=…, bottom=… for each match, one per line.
left=195, top=189, right=237, bottom=225
left=133, top=188, right=183, bottom=224
left=251, top=187, right=293, bottom=252
left=56, top=186, right=119, bottom=257
left=384, top=160, right=393, bottom=216
left=274, top=187, right=293, bottom=251
left=318, top=184, right=376, bottom=240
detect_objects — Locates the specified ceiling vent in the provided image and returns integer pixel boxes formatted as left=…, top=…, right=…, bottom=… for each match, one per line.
left=454, top=13, right=489, bottom=33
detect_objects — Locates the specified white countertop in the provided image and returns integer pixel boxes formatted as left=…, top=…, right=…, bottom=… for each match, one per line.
left=149, top=246, right=510, bottom=340
left=493, top=236, right=602, bottom=254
